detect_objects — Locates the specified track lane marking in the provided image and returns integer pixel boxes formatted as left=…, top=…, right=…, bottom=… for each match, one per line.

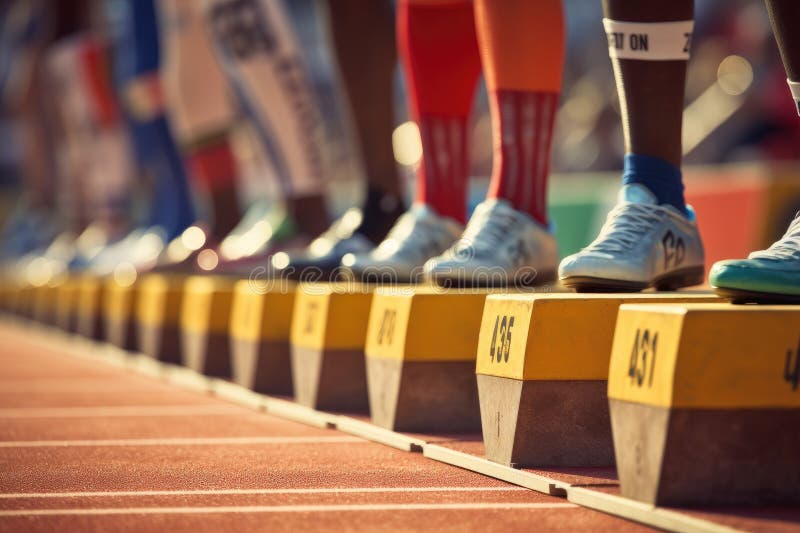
left=0, top=487, right=529, bottom=498
left=0, top=378, right=164, bottom=394
left=0, top=436, right=362, bottom=448
left=2, top=487, right=531, bottom=499
left=0, top=502, right=578, bottom=516
left=0, top=405, right=245, bottom=418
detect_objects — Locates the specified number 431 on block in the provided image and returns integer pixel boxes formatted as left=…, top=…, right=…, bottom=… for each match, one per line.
left=628, top=328, right=658, bottom=388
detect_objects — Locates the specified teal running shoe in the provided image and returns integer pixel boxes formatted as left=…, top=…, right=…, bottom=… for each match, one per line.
left=710, top=213, right=800, bottom=304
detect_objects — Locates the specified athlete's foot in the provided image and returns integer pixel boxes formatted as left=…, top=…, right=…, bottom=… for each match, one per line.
left=357, top=187, right=406, bottom=244
left=88, top=227, right=168, bottom=276
left=272, top=208, right=377, bottom=281
left=22, top=223, right=113, bottom=276
left=272, top=191, right=406, bottom=281
left=425, top=199, right=558, bottom=288
left=710, top=213, right=800, bottom=304
left=0, top=206, right=58, bottom=262
left=154, top=201, right=297, bottom=274
left=340, top=204, right=462, bottom=284
left=559, top=184, right=705, bottom=292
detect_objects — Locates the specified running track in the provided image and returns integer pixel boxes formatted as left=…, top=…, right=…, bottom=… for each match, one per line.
left=0, top=322, right=651, bottom=532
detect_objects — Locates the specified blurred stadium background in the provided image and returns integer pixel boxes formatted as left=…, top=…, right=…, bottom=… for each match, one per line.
left=1, top=0, right=798, bottom=273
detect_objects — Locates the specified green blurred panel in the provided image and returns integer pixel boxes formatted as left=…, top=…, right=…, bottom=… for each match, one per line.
left=550, top=201, right=601, bottom=258
left=549, top=173, right=618, bottom=258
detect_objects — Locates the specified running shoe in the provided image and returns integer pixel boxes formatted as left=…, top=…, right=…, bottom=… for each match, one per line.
left=559, top=184, right=705, bottom=291
left=271, top=208, right=375, bottom=281
left=341, top=204, right=462, bottom=283
left=710, top=212, right=800, bottom=303
left=425, top=199, right=558, bottom=287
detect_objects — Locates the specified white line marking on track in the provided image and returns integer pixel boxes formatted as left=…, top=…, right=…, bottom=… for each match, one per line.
left=0, top=502, right=578, bottom=516
left=0, top=436, right=363, bottom=448
left=1, top=487, right=529, bottom=499
left=0, top=378, right=161, bottom=394
left=0, top=405, right=244, bottom=419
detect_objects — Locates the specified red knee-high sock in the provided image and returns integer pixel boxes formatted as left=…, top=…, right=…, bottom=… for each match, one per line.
left=397, top=0, right=481, bottom=224
left=475, top=0, right=565, bottom=226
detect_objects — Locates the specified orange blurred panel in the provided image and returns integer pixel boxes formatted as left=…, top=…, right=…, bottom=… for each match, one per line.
left=685, top=166, right=767, bottom=274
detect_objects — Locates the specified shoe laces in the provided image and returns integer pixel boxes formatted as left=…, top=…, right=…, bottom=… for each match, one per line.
left=750, top=214, right=800, bottom=261
left=380, top=210, right=448, bottom=259
left=461, top=204, right=519, bottom=255
left=585, top=202, right=666, bottom=254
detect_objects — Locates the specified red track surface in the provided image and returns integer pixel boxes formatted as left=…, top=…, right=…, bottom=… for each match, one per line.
left=0, top=323, right=652, bottom=532
left=434, top=439, right=800, bottom=532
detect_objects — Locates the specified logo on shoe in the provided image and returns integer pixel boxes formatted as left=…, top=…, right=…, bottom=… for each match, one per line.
left=661, top=230, right=685, bottom=270
left=506, top=239, right=530, bottom=268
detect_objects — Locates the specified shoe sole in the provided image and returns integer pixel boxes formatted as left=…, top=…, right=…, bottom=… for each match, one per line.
left=712, top=287, right=800, bottom=305
left=430, top=270, right=558, bottom=289
left=561, top=266, right=705, bottom=293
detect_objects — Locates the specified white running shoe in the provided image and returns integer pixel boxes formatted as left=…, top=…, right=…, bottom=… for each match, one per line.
left=341, top=204, right=462, bottom=283
left=425, top=199, right=558, bottom=287
left=89, top=228, right=167, bottom=276
left=559, top=184, right=705, bottom=291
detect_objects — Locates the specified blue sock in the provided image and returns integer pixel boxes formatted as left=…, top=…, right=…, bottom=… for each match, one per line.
left=622, top=153, right=688, bottom=215
left=144, top=118, right=197, bottom=240
left=112, top=0, right=196, bottom=241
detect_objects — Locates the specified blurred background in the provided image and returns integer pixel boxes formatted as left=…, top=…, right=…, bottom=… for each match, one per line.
left=1, top=0, right=798, bottom=275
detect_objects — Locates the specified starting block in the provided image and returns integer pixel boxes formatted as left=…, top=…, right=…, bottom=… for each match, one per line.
left=229, top=279, right=295, bottom=394
left=476, top=292, right=721, bottom=468
left=4, top=281, right=24, bottom=316
left=16, top=283, right=35, bottom=320
left=76, top=276, right=105, bottom=340
left=32, top=283, right=57, bottom=325
left=180, top=275, right=237, bottom=377
left=609, top=303, right=800, bottom=506
left=7, top=282, right=24, bottom=317
left=365, top=287, right=499, bottom=432
left=0, top=281, right=8, bottom=313
left=290, top=282, right=373, bottom=411
left=0, top=280, right=12, bottom=312
left=103, top=277, right=140, bottom=351
left=136, top=274, right=187, bottom=364
left=55, top=277, right=80, bottom=332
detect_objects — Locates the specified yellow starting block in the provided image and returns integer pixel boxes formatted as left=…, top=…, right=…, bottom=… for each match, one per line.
left=136, top=274, right=187, bottom=364
left=17, top=283, right=36, bottom=320
left=4, top=281, right=25, bottom=316
left=229, top=279, right=295, bottom=394
left=55, top=277, right=80, bottom=332
left=32, top=282, right=58, bottom=325
left=609, top=303, right=800, bottom=506
left=8, top=282, right=24, bottom=317
left=476, top=292, right=722, bottom=468
left=0, top=279, right=12, bottom=313
left=103, top=277, right=141, bottom=351
left=180, top=275, right=237, bottom=377
left=365, top=287, right=503, bottom=432
left=76, top=276, right=105, bottom=340
left=290, top=282, right=373, bottom=411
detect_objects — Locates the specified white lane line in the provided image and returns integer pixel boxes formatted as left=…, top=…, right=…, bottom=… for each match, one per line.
left=0, top=502, right=578, bottom=516
left=0, top=379, right=161, bottom=394
left=0, top=487, right=529, bottom=499
left=0, top=436, right=363, bottom=448
left=0, top=405, right=244, bottom=419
